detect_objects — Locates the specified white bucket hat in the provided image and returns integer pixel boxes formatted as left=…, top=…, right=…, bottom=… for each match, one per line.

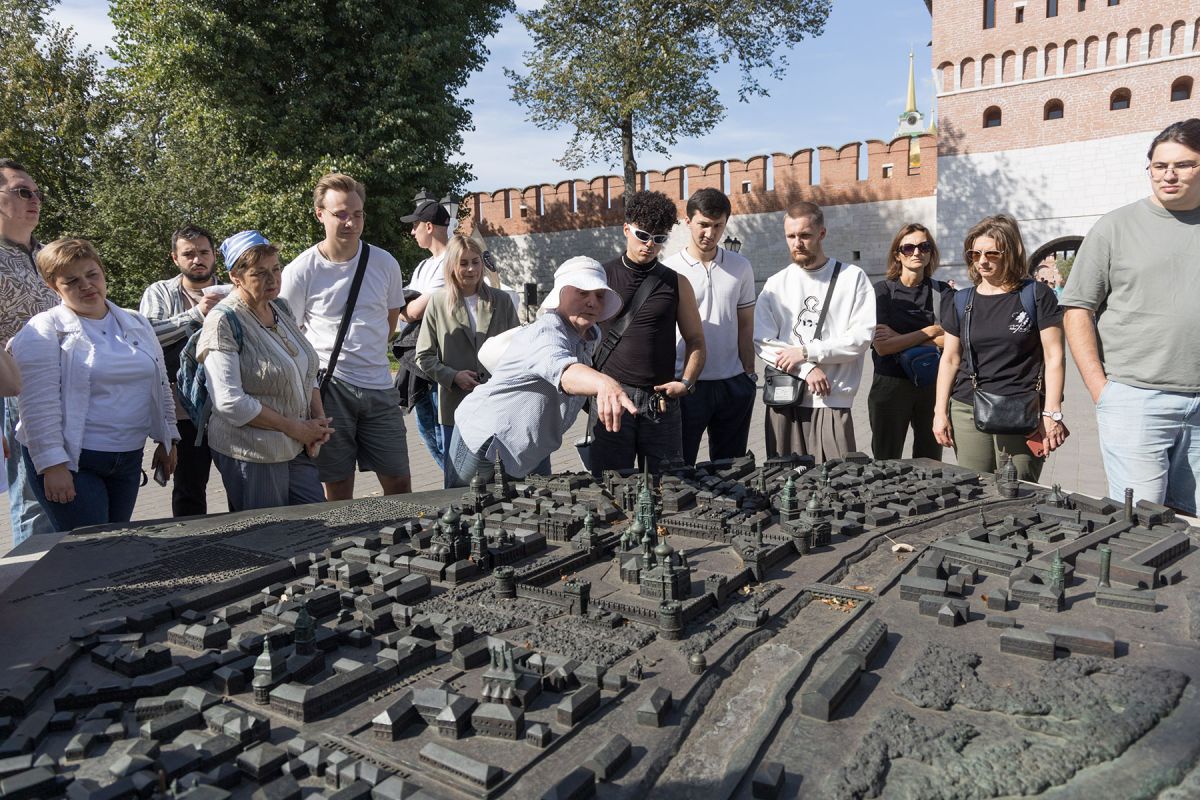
left=540, top=256, right=623, bottom=322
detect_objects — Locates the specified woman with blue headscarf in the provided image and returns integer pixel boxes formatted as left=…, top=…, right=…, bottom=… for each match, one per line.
left=197, top=231, right=333, bottom=511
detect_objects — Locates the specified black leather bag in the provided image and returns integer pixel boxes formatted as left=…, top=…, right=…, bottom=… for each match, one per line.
left=960, top=289, right=1041, bottom=435
left=971, top=388, right=1040, bottom=435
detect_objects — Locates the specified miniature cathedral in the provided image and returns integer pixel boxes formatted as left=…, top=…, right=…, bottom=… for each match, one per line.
left=617, top=466, right=692, bottom=600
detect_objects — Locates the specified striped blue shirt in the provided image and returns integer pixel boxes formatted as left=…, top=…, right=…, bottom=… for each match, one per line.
left=453, top=311, right=597, bottom=476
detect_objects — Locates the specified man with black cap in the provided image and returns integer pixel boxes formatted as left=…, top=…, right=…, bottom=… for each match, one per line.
left=397, top=196, right=451, bottom=468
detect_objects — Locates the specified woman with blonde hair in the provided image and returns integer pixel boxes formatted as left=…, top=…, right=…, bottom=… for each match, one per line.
left=933, top=215, right=1067, bottom=480
left=869, top=222, right=949, bottom=460
left=11, top=238, right=177, bottom=530
left=416, top=233, right=519, bottom=485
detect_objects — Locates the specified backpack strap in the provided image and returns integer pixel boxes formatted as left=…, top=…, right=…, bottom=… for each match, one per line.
left=1018, top=278, right=1037, bottom=329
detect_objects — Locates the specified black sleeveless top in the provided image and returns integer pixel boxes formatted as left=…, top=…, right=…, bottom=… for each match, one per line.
left=601, top=255, right=680, bottom=387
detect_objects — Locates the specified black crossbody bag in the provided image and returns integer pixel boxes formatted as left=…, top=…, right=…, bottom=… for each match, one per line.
left=961, top=287, right=1041, bottom=435
left=763, top=261, right=842, bottom=406
left=318, top=243, right=371, bottom=395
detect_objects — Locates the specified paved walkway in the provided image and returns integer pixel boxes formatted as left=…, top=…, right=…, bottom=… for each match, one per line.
left=0, top=354, right=1108, bottom=555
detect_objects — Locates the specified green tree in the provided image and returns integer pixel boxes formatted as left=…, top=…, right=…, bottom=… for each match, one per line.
left=506, top=0, right=832, bottom=200
left=94, top=0, right=511, bottom=305
left=0, top=0, right=102, bottom=240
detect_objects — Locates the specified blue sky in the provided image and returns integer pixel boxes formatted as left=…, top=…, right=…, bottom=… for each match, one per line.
left=52, top=0, right=935, bottom=194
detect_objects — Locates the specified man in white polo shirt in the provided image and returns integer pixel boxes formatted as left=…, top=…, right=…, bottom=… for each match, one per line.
left=662, top=188, right=757, bottom=464
left=280, top=172, right=410, bottom=499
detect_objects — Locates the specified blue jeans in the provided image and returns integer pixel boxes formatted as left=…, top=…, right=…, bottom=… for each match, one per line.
left=24, top=446, right=144, bottom=532
left=1095, top=381, right=1200, bottom=515
left=413, top=391, right=443, bottom=470
left=5, top=398, right=52, bottom=546
left=445, top=428, right=551, bottom=489
left=680, top=374, right=757, bottom=464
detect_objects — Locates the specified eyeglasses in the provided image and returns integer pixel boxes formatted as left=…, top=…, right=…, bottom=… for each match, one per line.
left=1147, top=161, right=1199, bottom=178
left=966, top=249, right=1005, bottom=262
left=628, top=225, right=669, bottom=245
left=3, top=187, right=45, bottom=202
left=898, top=242, right=933, bottom=256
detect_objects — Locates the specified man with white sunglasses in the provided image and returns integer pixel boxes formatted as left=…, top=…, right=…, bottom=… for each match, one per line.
left=0, top=159, right=59, bottom=546
left=590, top=190, right=705, bottom=475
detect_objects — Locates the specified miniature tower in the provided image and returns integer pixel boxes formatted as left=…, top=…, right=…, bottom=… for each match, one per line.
left=635, top=463, right=658, bottom=546
left=493, top=566, right=517, bottom=599
left=564, top=578, right=590, bottom=616
left=252, top=636, right=285, bottom=705
left=492, top=452, right=515, bottom=500
left=779, top=474, right=799, bottom=524
left=471, top=515, right=492, bottom=571
left=583, top=508, right=604, bottom=561
left=658, top=600, right=683, bottom=641
left=999, top=455, right=1019, bottom=498
left=293, top=606, right=315, bottom=656
left=1124, top=488, right=1135, bottom=522
left=1049, top=549, right=1065, bottom=594
left=1098, top=546, right=1113, bottom=588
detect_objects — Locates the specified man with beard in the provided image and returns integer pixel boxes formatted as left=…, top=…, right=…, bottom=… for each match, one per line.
left=0, top=158, right=59, bottom=545
left=662, top=188, right=757, bottom=464
left=754, top=202, right=875, bottom=461
left=140, top=224, right=226, bottom=516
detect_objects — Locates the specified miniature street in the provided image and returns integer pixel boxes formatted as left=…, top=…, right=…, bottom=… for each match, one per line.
left=0, top=450, right=1196, bottom=799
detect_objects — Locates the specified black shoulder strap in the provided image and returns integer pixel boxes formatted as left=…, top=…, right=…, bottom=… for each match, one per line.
left=960, top=287, right=978, bottom=384
left=930, top=279, right=945, bottom=327
left=320, top=243, right=371, bottom=392
left=810, top=260, right=842, bottom=341
left=591, top=262, right=666, bottom=374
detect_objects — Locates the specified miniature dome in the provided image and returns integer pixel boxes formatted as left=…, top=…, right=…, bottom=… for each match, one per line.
left=654, top=540, right=673, bottom=560
left=689, top=653, right=706, bottom=668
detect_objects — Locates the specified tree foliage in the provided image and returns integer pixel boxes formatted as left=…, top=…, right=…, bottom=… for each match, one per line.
left=0, top=0, right=102, bottom=239
left=507, top=0, right=832, bottom=198
left=2, top=0, right=510, bottom=306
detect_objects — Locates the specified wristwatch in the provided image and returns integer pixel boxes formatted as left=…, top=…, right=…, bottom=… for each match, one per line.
left=746, top=372, right=760, bottom=384
left=1041, top=410, right=1064, bottom=422
left=681, top=377, right=697, bottom=395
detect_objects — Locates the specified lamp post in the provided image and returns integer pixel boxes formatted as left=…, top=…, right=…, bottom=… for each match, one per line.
left=441, top=193, right=460, bottom=235
left=723, top=235, right=743, bottom=253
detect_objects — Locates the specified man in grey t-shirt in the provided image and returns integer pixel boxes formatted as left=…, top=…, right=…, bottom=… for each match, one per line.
left=1062, top=118, right=1200, bottom=514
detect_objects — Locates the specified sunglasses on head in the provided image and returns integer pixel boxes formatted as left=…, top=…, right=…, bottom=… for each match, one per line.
left=628, top=224, right=669, bottom=245
left=4, top=187, right=45, bottom=202
left=898, top=242, right=932, bottom=256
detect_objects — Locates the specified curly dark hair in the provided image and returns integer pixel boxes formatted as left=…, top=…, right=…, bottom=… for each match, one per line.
left=624, top=190, right=679, bottom=235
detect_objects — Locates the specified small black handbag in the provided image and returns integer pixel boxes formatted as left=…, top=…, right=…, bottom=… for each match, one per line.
left=760, top=261, right=842, bottom=407
left=961, top=289, right=1041, bottom=435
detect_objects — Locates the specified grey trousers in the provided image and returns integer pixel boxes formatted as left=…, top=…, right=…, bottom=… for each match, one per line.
left=764, top=403, right=855, bottom=462
left=213, top=451, right=325, bottom=512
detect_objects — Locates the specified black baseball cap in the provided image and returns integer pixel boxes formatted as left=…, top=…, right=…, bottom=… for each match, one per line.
left=401, top=199, right=451, bottom=226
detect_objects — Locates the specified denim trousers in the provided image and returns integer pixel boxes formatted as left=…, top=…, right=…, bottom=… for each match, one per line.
left=589, top=383, right=683, bottom=475
left=4, top=398, right=52, bottom=546
left=24, top=446, right=144, bottom=532
left=413, top=391, right=444, bottom=470
left=679, top=374, right=756, bottom=464
left=1095, top=381, right=1200, bottom=515
left=444, top=428, right=551, bottom=489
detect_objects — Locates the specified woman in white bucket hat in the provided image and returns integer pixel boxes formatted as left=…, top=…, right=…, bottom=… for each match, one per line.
left=447, top=256, right=637, bottom=486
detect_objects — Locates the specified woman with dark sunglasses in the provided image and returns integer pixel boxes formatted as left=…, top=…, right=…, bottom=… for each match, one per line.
left=868, top=223, right=950, bottom=460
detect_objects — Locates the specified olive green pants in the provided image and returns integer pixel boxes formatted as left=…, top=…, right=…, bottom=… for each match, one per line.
left=949, top=398, right=1043, bottom=481
left=868, top=374, right=941, bottom=461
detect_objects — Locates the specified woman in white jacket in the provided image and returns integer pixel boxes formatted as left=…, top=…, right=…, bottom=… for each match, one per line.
left=11, top=239, right=177, bottom=531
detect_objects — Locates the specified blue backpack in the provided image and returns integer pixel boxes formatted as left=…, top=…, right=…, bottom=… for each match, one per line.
left=176, top=306, right=243, bottom=445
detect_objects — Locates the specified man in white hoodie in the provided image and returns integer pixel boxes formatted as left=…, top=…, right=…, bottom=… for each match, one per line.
left=754, top=202, right=875, bottom=461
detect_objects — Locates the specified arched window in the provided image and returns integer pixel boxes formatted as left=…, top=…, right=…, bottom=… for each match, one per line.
left=1044, top=99, right=1064, bottom=120
left=1172, top=76, right=1193, bottom=102
left=1110, top=88, right=1131, bottom=110
left=983, top=106, right=1003, bottom=128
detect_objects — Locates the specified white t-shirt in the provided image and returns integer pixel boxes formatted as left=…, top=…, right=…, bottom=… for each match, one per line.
left=280, top=241, right=407, bottom=390
left=80, top=313, right=157, bottom=451
left=662, top=246, right=756, bottom=380
left=407, top=252, right=446, bottom=295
